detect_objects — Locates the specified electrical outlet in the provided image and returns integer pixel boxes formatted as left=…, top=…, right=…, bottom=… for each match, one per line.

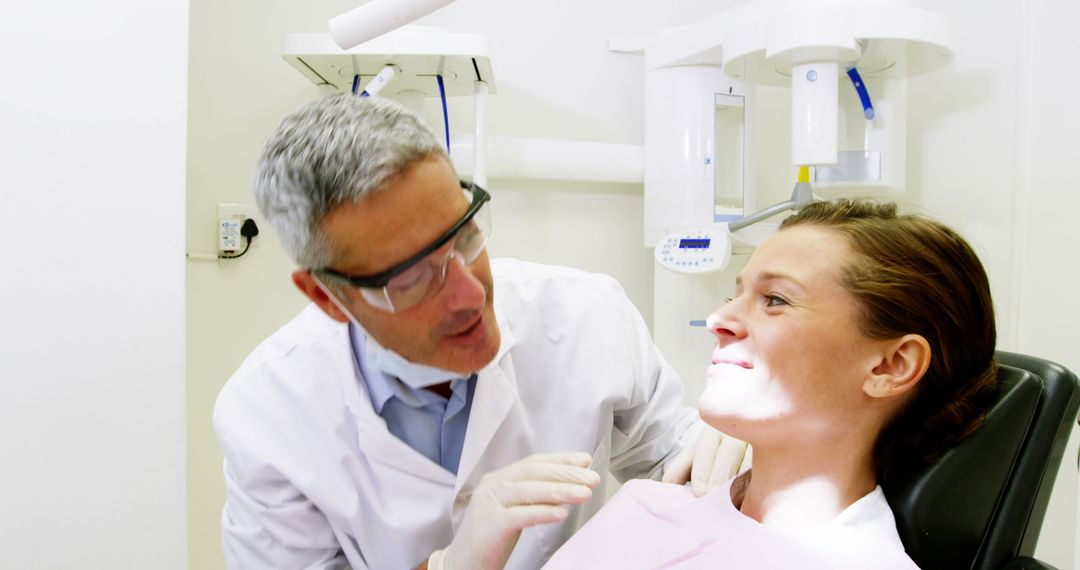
left=218, top=203, right=260, bottom=254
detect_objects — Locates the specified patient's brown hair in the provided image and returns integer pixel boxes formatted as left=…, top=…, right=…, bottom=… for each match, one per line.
left=780, top=200, right=998, bottom=485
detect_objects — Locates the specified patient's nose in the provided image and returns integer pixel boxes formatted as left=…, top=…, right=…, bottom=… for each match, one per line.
left=707, top=302, right=745, bottom=345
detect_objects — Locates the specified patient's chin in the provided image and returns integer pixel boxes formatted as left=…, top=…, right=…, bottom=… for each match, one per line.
left=698, top=381, right=794, bottom=429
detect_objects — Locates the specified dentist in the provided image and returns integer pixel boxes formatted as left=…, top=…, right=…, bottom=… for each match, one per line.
left=214, top=93, right=741, bottom=569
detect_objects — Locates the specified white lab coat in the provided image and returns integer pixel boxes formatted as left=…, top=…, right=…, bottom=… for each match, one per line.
left=214, top=259, right=700, bottom=569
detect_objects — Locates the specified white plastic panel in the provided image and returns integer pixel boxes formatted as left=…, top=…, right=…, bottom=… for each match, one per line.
left=655, top=226, right=732, bottom=274
left=644, top=66, right=748, bottom=246
left=282, top=28, right=495, bottom=96
left=791, top=61, right=839, bottom=165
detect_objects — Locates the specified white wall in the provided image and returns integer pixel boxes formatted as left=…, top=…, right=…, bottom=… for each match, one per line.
left=1014, top=0, right=1080, bottom=565
left=0, top=1, right=189, bottom=568
left=909, top=1, right=1079, bottom=566
left=484, top=187, right=654, bottom=321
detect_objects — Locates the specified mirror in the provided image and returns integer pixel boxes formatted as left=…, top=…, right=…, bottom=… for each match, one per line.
left=713, top=92, right=746, bottom=221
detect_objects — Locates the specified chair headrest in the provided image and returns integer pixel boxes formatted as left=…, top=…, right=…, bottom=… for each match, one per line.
left=884, top=366, right=1040, bottom=570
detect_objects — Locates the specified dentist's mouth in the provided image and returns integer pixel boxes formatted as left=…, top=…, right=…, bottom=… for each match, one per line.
left=444, top=311, right=486, bottom=345
left=449, top=313, right=482, bottom=336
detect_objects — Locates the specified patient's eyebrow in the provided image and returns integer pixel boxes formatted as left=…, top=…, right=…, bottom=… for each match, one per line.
left=736, top=272, right=807, bottom=293
left=761, top=271, right=804, bottom=288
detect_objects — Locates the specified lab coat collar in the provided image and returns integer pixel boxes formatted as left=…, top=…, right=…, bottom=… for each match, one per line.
left=491, top=289, right=516, bottom=363
left=338, top=326, right=456, bottom=486
left=453, top=350, right=518, bottom=494
left=452, top=298, right=521, bottom=494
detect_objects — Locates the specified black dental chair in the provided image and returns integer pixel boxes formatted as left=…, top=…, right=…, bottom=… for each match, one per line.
left=884, top=351, right=1080, bottom=570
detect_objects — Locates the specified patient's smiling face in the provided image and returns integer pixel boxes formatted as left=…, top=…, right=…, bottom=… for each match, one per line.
left=699, top=226, right=891, bottom=445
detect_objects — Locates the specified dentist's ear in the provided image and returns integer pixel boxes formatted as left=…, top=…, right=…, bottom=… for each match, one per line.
left=864, top=334, right=931, bottom=398
left=293, top=270, right=351, bottom=323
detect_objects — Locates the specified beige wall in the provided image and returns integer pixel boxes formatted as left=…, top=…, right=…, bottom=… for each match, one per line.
left=186, top=4, right=314, bottom=568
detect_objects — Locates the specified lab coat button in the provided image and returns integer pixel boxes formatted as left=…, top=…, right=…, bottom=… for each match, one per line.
left=454, top=491, right=472, bottom=507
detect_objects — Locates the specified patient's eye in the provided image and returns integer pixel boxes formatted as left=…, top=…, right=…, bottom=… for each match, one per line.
left=765, top=294, right=789, bottom=307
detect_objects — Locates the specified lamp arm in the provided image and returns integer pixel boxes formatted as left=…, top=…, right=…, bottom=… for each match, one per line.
left=729, top=178, right=815, bottom=233
left=729, top=199, right=796, bottom=232
left=329, top=0, right=459, bottom=50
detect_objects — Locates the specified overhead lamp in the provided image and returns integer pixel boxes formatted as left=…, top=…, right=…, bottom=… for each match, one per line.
left=329, top=0, right=459, bottom=50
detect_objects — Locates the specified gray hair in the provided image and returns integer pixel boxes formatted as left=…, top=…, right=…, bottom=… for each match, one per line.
left=253, top=93, right=448, bottom=268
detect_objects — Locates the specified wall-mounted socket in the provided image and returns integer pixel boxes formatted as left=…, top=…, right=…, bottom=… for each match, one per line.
left=218, top=203, right=260, bottom=255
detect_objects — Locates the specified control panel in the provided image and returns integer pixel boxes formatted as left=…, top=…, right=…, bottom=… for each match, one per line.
left=654, top=227, right=732, bottom=274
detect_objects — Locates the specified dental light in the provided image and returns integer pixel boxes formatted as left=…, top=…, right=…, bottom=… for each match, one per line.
left=329, top=0, right=459, bottom=50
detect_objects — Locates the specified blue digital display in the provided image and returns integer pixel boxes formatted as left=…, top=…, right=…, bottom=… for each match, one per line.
left=679, top=238, right=710, bottom=249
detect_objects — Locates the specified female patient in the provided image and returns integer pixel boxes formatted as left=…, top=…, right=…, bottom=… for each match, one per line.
left=545, top=200, right=998, bottom=569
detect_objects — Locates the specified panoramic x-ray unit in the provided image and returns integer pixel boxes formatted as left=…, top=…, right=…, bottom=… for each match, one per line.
left=637, top=0, right=952, bottom=271
left=623, top=0, right=953, bottom=399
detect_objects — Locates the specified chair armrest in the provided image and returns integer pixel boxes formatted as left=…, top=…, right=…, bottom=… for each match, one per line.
left=1002, top=557, right=1060, bottom=570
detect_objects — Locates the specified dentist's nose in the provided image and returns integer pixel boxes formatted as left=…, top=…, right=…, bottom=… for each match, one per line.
left=440, top=252, right=486, bottom=311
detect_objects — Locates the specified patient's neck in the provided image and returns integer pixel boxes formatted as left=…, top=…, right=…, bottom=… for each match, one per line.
left=734, top=443, right=877, bottom=527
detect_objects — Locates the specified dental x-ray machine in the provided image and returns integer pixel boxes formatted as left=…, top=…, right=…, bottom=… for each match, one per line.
left=627, top=0, right=953, bottom=401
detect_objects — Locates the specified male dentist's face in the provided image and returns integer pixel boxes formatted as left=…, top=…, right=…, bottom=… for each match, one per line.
left=311, top=155, right=500, bottom=374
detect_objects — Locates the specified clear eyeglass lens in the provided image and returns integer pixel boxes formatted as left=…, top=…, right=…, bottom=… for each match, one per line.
left=385, top=262, right=437, bottom=309
left=454, top=221, right=487, bottom=263
left=369, top=199, right=490, bottom=312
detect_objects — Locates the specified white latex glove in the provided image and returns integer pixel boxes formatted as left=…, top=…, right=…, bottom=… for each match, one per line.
left=427, top=452, right=601, bottom=570
left=662, top=425, right=751, bottom=496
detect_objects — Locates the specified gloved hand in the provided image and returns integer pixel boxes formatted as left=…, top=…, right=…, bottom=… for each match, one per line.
left=662, top=425, right=751, bottom=496
left=427, top=452, right=601, bottom=570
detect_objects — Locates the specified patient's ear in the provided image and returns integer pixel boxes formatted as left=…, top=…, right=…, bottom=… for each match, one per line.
left=864, top=334, right=931, bottom=398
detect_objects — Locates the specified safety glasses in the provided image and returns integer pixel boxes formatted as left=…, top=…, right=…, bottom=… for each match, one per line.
left=316, top=181, right=492, bottom=313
